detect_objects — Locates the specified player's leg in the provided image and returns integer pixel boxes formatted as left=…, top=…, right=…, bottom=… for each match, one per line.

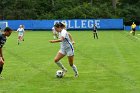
left=54, top=51, right=66, bottom=70
left=68, top=56, right=78, bottom=77
left=96, top=33, right=98, bottom=39
left=93, top=33, right=95, bottom=39
left=132, top=29, right=135, bottom=36
left=22, top=35, right=24, bottom=41
left=0, top=65, right=3, bottom=74
left=18, top=36, right=20, bottom=45
left=133, top=29, right=136, bottom=36
left=21, top=36, right=24, bottom=41
left=0, top=64, right=4, bottom=79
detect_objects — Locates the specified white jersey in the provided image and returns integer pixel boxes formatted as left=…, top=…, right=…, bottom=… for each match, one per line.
left=59, top=29, right=73, bottom=49
left=17, top=28, right=24, bottom=36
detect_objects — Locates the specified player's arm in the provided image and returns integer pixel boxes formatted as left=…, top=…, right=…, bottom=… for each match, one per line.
left=68, top=32, right=75, bottom=44
left=16, top=29, right=19, bottom=32
left=49, top=36, right=64, bottom=43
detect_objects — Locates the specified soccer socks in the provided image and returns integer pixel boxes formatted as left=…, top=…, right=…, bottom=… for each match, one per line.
left=56, top=62, right=78, bottom=76
left=55, top=61, right=65, bottom=70
left=18, top=40, right=20, bottom=45
left=71, top=65, right=78, bottom=75
left=0, top=66, right=3, bottom=74
left=96, top=33, right=98, bottom=39
left=94, top=33, right=98, bottom=39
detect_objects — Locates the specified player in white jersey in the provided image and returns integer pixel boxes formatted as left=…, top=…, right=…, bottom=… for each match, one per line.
left=52, top=27, right=58, bottom=39
left=16, top=25, right=25, bottom=45
left=49, top=22, right=78, bottom=77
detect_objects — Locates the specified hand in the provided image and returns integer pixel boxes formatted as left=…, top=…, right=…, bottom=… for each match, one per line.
left=72, top=41, right=75, bottom=45
left=49, top=40, right=55, bottom=43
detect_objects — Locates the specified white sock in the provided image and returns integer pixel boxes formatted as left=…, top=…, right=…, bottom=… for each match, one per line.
left=72, top=65, right=78, bottom=74
left=56, top=61, right=65, bottom=69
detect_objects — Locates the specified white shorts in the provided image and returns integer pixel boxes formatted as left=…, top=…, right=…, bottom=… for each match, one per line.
left=18, top=34, right=24, bottom=37
left=59, top=47, right=74, bottom=56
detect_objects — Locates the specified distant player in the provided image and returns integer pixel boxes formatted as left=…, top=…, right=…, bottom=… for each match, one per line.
left=49, top=22, right=78, bottom=77
left=0, top=27, right=12, bottom=79
left=93, top=24, right=98, bottom=39
left=16, top=25, right=25, bottom=45
left=131, top=22, right=136, bottom=36
left=52, top=27, right=58, bottom=39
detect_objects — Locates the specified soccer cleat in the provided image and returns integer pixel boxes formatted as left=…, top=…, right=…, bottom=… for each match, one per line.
left=62, top=68, right=67, bottom=73
left=0, top=75, right=4, bottom=80
left=62, top=68, right=67, bottom=76
left=75, top=73, right=79, bottom=78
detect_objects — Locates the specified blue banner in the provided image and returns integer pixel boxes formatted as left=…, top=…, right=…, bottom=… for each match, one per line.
left=54, top=19, right=123, bottom=30
left=0, top=19, right=123, bottom=30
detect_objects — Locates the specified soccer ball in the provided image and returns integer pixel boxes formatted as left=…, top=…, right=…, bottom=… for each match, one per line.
left=56, top=70, right=64, bottom=78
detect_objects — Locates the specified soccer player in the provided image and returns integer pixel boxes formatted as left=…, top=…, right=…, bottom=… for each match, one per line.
left=131, top=22, right=136, bottom=36
left=52, top=27, right=58, bottom=39
left=93, top=24, right=98, bottom=39
left=49, top=22, right=78, bottom=77
left=0, top=27, right=12, bottom=79
left=16, top=25, right=25, bottom=45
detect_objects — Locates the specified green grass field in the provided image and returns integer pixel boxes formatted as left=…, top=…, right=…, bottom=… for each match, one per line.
left=0, top=30, right=140, bottom=93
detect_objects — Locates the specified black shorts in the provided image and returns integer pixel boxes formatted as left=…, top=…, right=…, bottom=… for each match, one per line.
left=93, top=30, right=97, bottom=33
left=132, top=28, right=136, bottom=31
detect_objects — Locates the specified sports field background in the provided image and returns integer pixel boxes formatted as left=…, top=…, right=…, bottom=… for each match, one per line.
left=0, top=31, right=140, bottom=93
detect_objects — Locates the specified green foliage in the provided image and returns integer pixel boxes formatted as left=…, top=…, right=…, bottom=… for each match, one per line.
left=0, top=0, right=140, bottom=24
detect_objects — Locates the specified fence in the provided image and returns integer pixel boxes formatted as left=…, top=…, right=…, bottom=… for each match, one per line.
left=0, top=19, right=123, bottom=30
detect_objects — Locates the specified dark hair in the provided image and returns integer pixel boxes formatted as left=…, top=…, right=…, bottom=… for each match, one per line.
left=54, top=22, right=65, bottom=28
left=59, top=22, right=65, bottom=28
left=54, top=22, right=60, bottom=28
left=4, top=27, right=12, bottom=32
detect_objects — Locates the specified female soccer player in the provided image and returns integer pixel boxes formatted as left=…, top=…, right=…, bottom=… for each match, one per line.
left=0, top=27, right=12, bottom=79
left=49, top=22, right=78, bottom=77
left=16, top=25, right=25, bottom=45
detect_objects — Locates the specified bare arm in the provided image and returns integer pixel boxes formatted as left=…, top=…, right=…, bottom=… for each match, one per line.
left=49, top=37, right=64, bottom=43
left=68, top=32, right=75, bottom=44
